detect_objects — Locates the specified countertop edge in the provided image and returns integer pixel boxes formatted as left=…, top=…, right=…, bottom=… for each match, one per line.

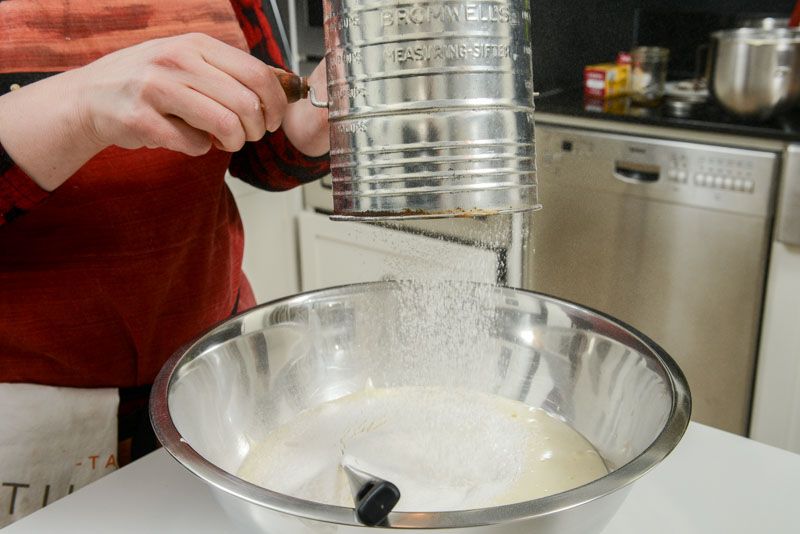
left=535, top=112, right=792, bottom=151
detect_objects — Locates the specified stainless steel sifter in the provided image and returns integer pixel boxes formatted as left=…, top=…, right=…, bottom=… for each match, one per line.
left=304, top=0, right=540, bottom=220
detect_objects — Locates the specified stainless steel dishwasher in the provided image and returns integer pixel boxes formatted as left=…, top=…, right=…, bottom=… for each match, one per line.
left=529, top=125, right=779, bottom=435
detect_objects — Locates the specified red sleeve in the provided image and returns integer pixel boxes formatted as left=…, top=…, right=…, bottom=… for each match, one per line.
left=228, top=0, right=330, bottom=192
left=0, top=144, right=49, bottom=225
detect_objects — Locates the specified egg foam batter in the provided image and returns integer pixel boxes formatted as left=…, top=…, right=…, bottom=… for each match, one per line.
left=237, top=386, right=608, bottom=512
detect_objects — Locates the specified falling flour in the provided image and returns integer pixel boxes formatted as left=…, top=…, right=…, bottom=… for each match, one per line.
left=237, top=386, right=608, bottom=512
left=236, top=214, right=599, bottom=511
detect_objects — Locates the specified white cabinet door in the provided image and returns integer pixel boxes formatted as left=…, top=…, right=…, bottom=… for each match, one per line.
left=227, top=176, right=301, bottom=303
left=298, top=211, right=500, bottom=291
left=751, top=242, right=800, bottom=454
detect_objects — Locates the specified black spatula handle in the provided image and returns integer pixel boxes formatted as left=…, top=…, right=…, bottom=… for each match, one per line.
left=354, top=480, right=401, bottom=527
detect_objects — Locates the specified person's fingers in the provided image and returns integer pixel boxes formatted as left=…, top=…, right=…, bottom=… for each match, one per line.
left=150, top=81, right=247, bottom=152
left=189, top=33, right=288, bottom=132
left=124, top=106, right=213, bottom=156
left=279, top=59, right=330, bottom=157
left=159, top=115, right=214, bottom=155
left=181, top=57, right=267, bottom=142
left=262, top=66, right=291, bottom=132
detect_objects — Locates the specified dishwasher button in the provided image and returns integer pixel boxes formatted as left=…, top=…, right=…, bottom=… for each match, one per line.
left=678, top=171, right=688, bottom=182
left=745, top=180, right=755, bottom=193
left=733, top=178, right=744, bottom=191
left=714, top=176, right=724, bottom=188
left=723, top=177, right=734, bottom=190
left=695, top=173, right=705, bottom=185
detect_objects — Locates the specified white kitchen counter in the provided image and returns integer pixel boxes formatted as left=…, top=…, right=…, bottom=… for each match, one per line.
left=6, top=423, right=800, bottom=533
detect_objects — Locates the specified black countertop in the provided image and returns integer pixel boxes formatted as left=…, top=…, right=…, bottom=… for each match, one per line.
left=535, top=87, right=800, bottom=144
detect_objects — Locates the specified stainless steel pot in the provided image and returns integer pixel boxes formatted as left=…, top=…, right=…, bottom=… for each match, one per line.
left=709, top=27, right=800, bottom=119
left=151, top=281, right=691, bottom=533
left=322, top=0, right=540, bottom=220
left=738, top=16, right=789, bottom=30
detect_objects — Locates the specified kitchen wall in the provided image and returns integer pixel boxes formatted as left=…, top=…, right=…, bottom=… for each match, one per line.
left=532, top=0, right=796, bottom=92
left=227, top=175, right=303, bottom=303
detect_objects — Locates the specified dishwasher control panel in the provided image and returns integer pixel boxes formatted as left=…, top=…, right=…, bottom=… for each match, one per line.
left=538, top=125, right=779, bottom=217
left=664, top=155, right=757, bottom=193
left=684, top=156, right=757, bottom=194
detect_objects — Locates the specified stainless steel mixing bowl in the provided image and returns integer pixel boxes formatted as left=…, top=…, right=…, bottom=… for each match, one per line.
left=151, top=282, right=690, bottom=533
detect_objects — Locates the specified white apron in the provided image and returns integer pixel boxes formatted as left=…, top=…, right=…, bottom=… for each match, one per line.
left=0, top=383, right=118, bottom=527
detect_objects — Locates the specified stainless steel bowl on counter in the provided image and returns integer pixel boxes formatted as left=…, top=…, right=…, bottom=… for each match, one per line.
left=150, top=281, right=691, bottom=533
left=709, top=27, right=800, bottom=120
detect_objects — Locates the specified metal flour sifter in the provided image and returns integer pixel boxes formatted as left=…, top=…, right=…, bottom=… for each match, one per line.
left=284, top=0, right=540, bottom=220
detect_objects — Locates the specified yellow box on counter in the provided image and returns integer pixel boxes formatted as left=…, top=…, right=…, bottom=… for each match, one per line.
left=583, top=63, right=630, bottom=99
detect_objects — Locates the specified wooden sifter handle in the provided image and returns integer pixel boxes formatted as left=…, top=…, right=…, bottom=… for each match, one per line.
left=274, top=71, right=310, bottom=103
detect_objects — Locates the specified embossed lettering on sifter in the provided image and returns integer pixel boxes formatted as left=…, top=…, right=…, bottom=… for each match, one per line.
left=381, top=3, right=514, bottom=26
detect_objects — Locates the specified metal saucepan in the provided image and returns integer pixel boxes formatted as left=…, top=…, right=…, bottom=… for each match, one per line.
left=708, top=27, right=800, bottom=120
left=737, top=16, right=789, bottom=30
left=151, top=281, right=691, bottom=533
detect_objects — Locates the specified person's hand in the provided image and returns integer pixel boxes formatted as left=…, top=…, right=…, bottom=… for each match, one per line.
left=281, top=60, right=330, bottom=158
left=75, top=32, right=289, bottom=156
left=0, top=33, right=294, bottom=191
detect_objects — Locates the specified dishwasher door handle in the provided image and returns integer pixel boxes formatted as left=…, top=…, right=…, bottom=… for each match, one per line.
left=613, top=161, right=661, bottom=184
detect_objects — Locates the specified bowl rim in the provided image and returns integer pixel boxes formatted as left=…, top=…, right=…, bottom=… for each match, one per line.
left=150, top=281, right=692, bottom=529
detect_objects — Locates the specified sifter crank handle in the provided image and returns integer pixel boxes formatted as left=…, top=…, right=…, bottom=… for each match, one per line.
left=274, top=71, right=309, bottom=104
left=273, top=71, right=330, bottom=108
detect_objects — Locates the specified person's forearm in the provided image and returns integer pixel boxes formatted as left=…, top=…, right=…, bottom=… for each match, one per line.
left=0, top=70, right=105, bottom=192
